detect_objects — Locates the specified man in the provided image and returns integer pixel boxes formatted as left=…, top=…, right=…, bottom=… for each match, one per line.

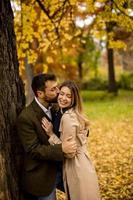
left=17, top=73, right=77, bottom=200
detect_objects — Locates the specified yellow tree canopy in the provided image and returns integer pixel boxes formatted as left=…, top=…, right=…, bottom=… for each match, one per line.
left=13, top=0, right=133, bottom=75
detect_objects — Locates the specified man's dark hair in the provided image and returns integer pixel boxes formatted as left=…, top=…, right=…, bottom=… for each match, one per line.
left=31, top=73, right=56, bottom=96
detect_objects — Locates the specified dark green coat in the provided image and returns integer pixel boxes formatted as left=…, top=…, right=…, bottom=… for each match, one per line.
left=17, top=100, right=63, bottom=196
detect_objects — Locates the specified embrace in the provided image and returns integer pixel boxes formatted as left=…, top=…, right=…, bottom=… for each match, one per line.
left=17, top=73, right=100, bottom=200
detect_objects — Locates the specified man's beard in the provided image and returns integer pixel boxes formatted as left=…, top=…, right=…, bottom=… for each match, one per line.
left=45, top=96, right=58, bottom=103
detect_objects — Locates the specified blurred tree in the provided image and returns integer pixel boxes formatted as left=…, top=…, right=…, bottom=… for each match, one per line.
left=74, top=0, right=133, bottom=92
left=0, top=0, right=25, bottom=200
left=13, top=0, right=133, bottom=93
left=76, top=35, right=101, bottom=80
left=86, top=0, right=133, bottom=92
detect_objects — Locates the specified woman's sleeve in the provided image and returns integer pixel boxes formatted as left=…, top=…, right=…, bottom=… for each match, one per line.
left=60, top=113, right=78, bottom=158
left=48, top=134, right=62, bottom=145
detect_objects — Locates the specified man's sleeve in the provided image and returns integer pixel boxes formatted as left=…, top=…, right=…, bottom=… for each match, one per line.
left=17, top=115, right=63, bottom=161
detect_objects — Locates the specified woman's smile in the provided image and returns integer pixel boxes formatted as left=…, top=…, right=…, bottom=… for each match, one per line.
left=58, top=86, right=72, bottom=108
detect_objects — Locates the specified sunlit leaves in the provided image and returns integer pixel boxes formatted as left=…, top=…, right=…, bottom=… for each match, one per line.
left=13, top=0, right=133, bottom=78
left=109, top=40, right=127, bottom=49
left=46, top=56, right=54, bottom=64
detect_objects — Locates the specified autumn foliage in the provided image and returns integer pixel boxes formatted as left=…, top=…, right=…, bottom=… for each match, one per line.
left=13, top=0, right=133, bottom=81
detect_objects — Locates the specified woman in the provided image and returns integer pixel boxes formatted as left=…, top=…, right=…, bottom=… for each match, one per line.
left=42, top=80, right=100, bottom=200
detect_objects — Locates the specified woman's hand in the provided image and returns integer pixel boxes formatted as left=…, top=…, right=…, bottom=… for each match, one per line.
left=42, top=118, right=54, bottom=137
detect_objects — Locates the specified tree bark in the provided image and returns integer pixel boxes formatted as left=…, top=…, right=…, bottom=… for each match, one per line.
left=24, top=55, right=34, bottom=105
left=106, top=20, right=117, bottom=93
left=0, top=1, right=25, bottom=200
left=78, top=60, right=83, bottom=80
left=107, top=48, right=117, bottom=93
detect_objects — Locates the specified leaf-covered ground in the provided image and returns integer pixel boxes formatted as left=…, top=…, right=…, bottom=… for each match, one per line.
left=57, top=90, right=133, bottom=200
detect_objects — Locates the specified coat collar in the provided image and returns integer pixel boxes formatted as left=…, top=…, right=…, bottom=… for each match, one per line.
left=31, top=100, right=52, bottom=122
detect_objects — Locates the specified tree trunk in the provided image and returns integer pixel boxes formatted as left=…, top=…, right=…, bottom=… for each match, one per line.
left=78, top=60, right=83, bottom=80
left=0, top=1, right=25, bottom=200
left=25, top=55, right=34, bottom=105
left=106, top=19, right=117, bottom=93
left=107, top=48, right=117, bottom=93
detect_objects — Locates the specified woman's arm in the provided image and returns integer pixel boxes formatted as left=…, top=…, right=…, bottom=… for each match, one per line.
left=17, top=114, right=63, bottom=161
left=42, top=116, right=77, bottom=157
left=60, top=113, right=78, bottom=158
left=42, top=118, right=61, bottom=145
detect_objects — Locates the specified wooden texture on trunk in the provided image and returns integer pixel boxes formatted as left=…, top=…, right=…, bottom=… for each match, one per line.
left=106, top=19, right=117, bottom=93
left=78, top=60, right=83, bottom=80
left=24, top=56, right=34, bottom=106
left=107, top=48, right=117, bottom=93
left=0, top=1, right=25, bottom=200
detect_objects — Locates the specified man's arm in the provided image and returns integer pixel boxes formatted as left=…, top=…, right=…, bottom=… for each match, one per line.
left=17, top=115, right=63, bottom=161
left=41, top=117, right=77, bottom=156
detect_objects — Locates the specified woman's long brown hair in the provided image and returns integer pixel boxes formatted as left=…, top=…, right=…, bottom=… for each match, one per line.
left=59, top=80, right=89, bottom=128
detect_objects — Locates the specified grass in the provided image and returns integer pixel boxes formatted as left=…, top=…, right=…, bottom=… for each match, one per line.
left=57, top=90, right=133, bottom=200
left=82, top=90, right=133, bottom=120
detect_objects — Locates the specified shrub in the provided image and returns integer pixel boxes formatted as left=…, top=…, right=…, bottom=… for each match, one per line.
left=119, top=73, right=133, bottom=90
left=81, top=78, right=108, bottom=90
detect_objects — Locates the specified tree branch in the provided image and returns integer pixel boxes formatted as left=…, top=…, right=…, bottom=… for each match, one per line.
left=35, top=0, right=51, bottom=20
left=113, top=0, right=133, bottom=20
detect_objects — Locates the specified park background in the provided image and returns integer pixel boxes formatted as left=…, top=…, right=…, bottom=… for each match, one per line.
left=0, top=0, right=133, bottom=200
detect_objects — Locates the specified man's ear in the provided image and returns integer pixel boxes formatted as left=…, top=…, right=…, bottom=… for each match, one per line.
left=37, top=90, right=45, bottom=98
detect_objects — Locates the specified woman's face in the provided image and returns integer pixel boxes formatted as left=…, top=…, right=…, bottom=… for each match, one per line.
left=58, top=86, right=72, bottom=109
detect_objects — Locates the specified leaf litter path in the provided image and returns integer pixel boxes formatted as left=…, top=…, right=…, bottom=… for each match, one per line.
left=57, top=118, right=133, bottom=200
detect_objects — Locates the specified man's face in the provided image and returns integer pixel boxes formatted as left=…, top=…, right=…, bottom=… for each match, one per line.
left=44, top=80, right=59, bottom=103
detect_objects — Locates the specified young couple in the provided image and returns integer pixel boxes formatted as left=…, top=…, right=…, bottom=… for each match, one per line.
left=17, top=73, right=100, bottom=200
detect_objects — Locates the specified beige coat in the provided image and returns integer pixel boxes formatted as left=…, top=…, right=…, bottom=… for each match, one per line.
left=49, top=108, right=100, bottom=200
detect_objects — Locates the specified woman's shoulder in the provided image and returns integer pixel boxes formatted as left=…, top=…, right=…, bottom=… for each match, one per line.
left=64, top=108, right=76, bottom=116
left=62, top=108, right=78, bottom=122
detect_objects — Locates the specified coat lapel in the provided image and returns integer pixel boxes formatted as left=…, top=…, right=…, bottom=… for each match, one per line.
left=30, top=100, right=50, bottom=142
left=31, top=99, right=52, bottom=122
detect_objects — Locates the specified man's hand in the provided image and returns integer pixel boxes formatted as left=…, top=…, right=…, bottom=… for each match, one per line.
left=62, top=136, right=77, bottom=155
